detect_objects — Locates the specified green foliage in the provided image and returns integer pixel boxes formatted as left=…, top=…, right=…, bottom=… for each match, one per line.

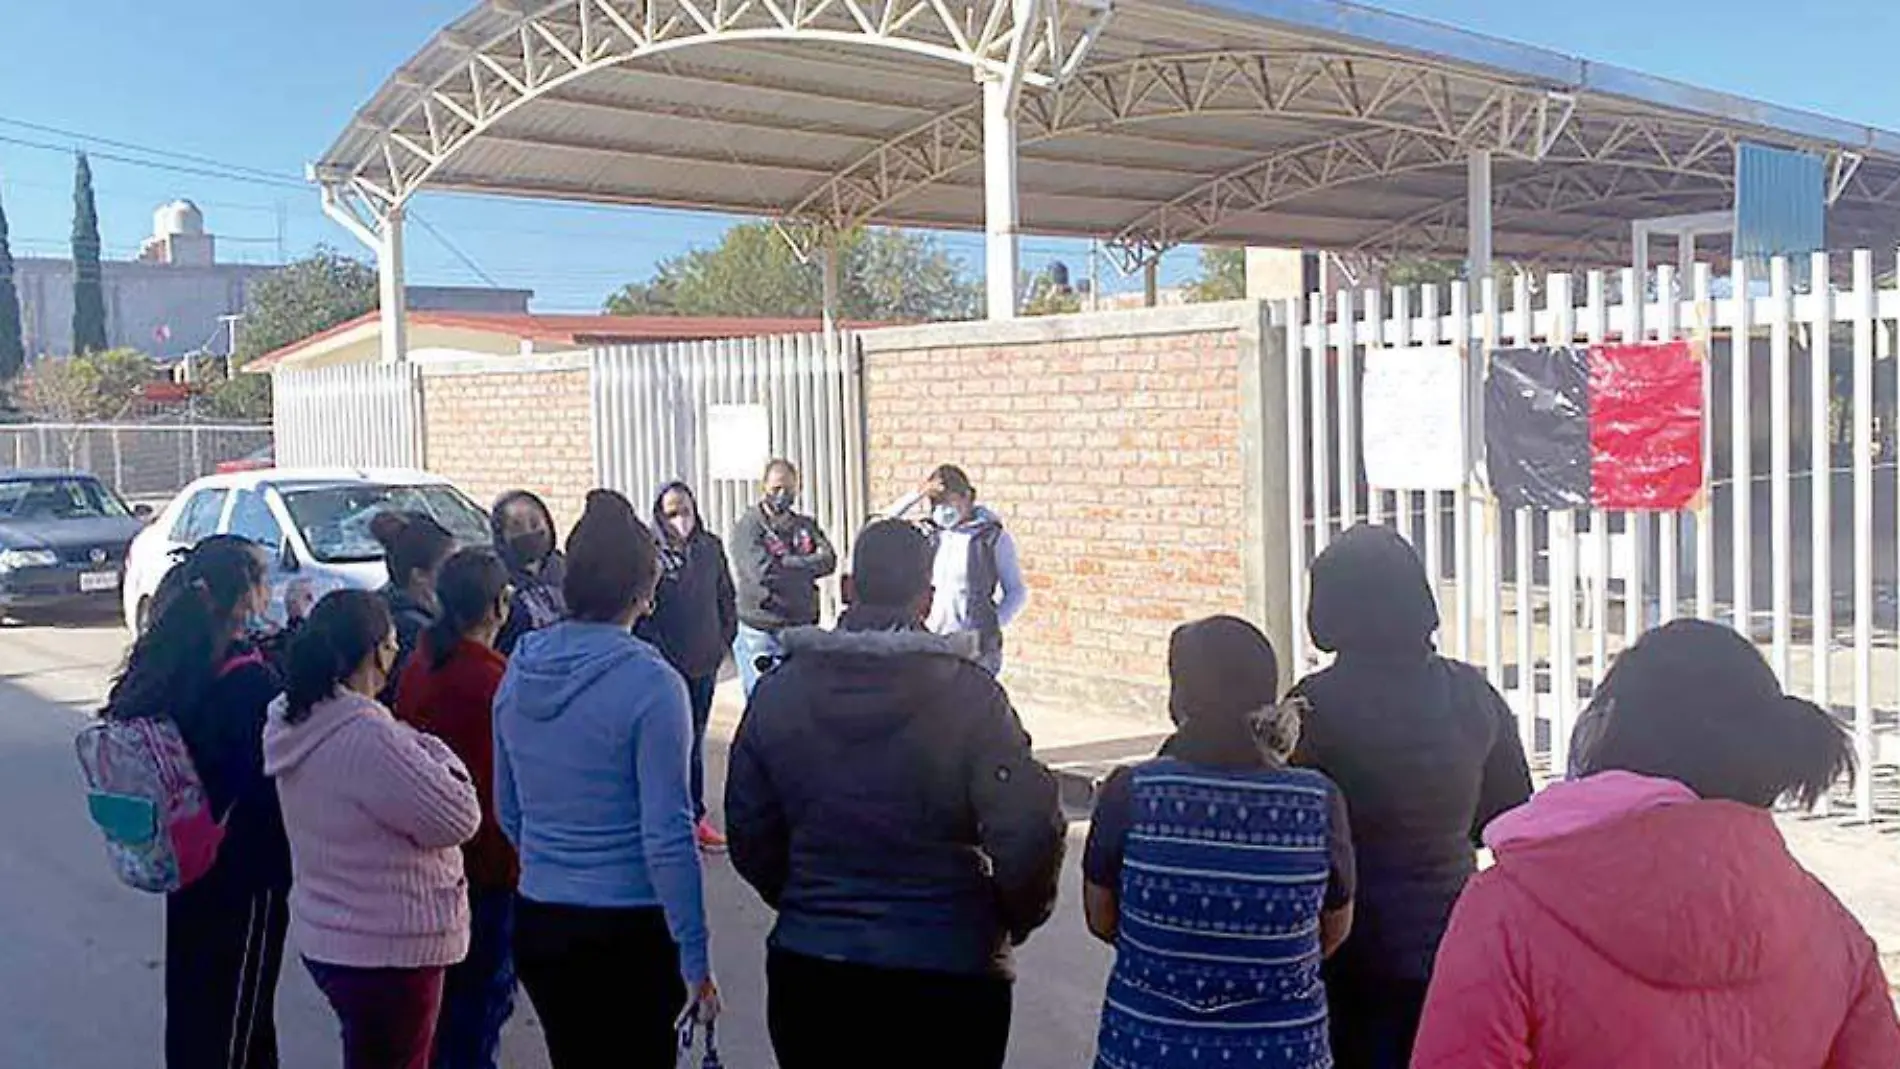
left=71, top=154, right=108, bottom=354
left=1185, top=246, right=1245, bottom=303
left=234, top=247, right=380, bottom=367
left=200, top=375, right=273, bottom=422
left=605, top=223, right=980, bottom=322
left=0, top=188, right=22, bottom=383
left=22, top=348, right=152, bottom=423
left=1385, top=257, right=1463, bottom=288
left=1022, top=266, right=1083, bottom=316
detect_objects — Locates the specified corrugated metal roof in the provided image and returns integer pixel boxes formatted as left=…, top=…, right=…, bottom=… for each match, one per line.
left=313, top=0, right=1900, bottom=266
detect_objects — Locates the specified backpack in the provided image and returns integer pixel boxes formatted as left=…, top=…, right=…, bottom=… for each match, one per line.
left=75, top=651, right=262, bottom=893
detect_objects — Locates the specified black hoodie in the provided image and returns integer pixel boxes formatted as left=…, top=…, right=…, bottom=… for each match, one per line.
left=636, top=482, right=738, bottom=681
left=1290, top=524, right=1533, bottom=983
left=724, top=609, right=1066, bottom=978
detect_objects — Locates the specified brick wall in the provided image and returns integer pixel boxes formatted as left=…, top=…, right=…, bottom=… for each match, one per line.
left=862, top=319, right=1252, bottom=717
left=421, top=364, right=595, bottom=533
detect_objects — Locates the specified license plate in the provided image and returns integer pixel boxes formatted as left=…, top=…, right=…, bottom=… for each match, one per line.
left=79, top=571, right=119, bottom=593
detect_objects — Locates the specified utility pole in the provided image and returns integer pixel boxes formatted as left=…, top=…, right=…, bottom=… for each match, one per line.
left=218, top=314, right=242, bottom=378
left=1087, top=239, right=1100, bottom=312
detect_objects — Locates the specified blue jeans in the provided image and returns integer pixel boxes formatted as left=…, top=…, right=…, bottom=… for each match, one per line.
left=685, top=672, right=717, bottom=820
left=432, top=886, right=516, bottom=1069
left=734, top=623, right=785, bottom=698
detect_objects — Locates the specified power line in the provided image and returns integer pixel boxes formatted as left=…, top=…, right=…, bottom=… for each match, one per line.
left=410, top=211, right=502, bottom=289
left=0, top=132, right=306, bottom=191
left=0, top=116, right=303, bottom=186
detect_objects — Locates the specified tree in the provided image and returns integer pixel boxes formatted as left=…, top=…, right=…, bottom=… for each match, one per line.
left=71, top=153, right=108, bottom=354
left=1386, top=257, right=1463, bottom=288
left=1184, top=246, right=1245, bottom=302
left=605, top=223, right=980, bottom=322
left=0, top=186, right=23, bottom=385
left=234, top=247, right=379, bottom=365
left=1023, top=263, right=1083, bottom=316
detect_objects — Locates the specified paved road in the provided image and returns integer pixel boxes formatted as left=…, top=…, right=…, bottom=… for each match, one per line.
left=0, top=619, right=1112, bottom=1068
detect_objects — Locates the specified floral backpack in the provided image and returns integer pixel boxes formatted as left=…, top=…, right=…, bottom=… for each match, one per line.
left=75, top=651, right=261, bottom=893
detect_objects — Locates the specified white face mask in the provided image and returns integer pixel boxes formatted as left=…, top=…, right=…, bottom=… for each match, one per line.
left=933, top=504, right=962, bottom=529
left=668, top=515, right=696, bottom=542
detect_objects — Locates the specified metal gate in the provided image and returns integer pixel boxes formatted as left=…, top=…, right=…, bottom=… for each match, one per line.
left=1282, top=250, right=1900, bottom=819
left=272, top=362, right=424, bottom=470
left=592, top=333, right=869, bottom=571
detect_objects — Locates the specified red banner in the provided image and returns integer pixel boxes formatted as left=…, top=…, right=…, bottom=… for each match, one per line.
left=1587, top=341, right=1704, bottom=511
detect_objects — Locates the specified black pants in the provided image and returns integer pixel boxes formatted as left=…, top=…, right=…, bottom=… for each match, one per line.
left=684, top=673, right=717, bottom=820
left=165, top=879, right=288, bottom=1069
left=1327, top=974, right=1429, bottom=1069
left=767, top=948, right=1012, bottom=1069
left=513, top=899, right=685, bottom=1069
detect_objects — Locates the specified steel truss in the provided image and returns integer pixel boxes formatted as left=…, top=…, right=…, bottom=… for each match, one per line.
left=311, top=0, right=1111, bottom=224
left=784, top=47, right=1898, bottom=268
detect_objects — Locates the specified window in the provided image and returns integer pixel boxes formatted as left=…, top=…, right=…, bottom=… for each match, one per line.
left=0, top=477, right=131, bottom=521
left=278, top=482, right=491, bottom=564
left=170, top=489, right=229, bottom=544
left=226, top=490, right=283, bottom=551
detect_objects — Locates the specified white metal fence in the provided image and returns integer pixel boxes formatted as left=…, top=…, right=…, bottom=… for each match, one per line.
left=0, top=422, right=272, bottom=500
left=592, top=333, right=869, bottom=577
left=1282, top=250, right=1900, bottom=821
left=272, top=363, right=425, bottom=471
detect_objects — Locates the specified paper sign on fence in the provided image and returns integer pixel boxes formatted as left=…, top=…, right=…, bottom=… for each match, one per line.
left=1360, top=345, right=1467, bottom=491
left=707, top=404, right=771, bottom=481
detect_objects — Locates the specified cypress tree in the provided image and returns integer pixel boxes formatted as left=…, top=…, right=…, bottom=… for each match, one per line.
left=0, top=186, right=23, bottom=381
left=71, top=152, right=108, bottom=354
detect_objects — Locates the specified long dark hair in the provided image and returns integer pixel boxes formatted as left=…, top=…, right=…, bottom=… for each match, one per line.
left=370, top=510, right=455, bottom=590
left=1577, top=619, right=1853, bottom=808
left=105, top=535, right=265, bottom=722
left=426, top=548, right=509, bottom=670
left=283, top=590, right=392, bottom=724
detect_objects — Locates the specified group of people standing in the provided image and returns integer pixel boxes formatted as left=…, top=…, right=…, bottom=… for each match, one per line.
left=100, top=454, right=1900, bottom=1069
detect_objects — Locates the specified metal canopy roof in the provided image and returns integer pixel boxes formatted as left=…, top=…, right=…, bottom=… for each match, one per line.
left=314, top=0, right=1900, bottom=272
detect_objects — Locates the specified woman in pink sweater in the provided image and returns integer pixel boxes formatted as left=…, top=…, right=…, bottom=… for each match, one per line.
left=1412, top=620, right=1900, bottom=1068
left=265, top=589, right=483, bottom=1069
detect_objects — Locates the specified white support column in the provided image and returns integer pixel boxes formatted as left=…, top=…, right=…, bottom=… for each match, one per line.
left=1466, top=150, right=1492, bottom=281
left=378, top=206, right=408, bottom=365
left=819, top=238, right=840, bottom=349
left=982, top=77, right=1020, bottom=321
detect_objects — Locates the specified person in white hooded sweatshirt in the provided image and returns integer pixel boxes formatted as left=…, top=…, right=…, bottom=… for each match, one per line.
left=883, top=465, right=1028, bottom=676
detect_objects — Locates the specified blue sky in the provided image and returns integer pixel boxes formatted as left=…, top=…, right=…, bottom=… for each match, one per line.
left=0, top=0, right=1895, bottom=310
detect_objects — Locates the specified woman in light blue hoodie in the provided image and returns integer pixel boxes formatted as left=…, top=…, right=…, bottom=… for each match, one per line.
left=493, top=490, right=717, bottom=1067
left=883, top=464, right=1028, bottom=676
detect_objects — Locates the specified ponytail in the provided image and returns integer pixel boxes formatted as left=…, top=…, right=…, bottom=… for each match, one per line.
left=106, top=536, right=265, bottom=722
left=284, top=590, right=391, bottom=724
left=1759, top=696, right=1854, bottom=810
left=426, top=548, right=510, bottom=670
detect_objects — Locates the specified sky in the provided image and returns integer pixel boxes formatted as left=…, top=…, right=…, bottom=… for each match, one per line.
left=0, top=0, right=1897, bottom=311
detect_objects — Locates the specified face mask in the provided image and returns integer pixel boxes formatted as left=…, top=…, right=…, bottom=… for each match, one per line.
left=932, top=504, right=962, bottom=529
left=765, top=488, right=796, bottom=513
left=509, top=529, right=553, bottom=564
left=668, top=515, right=696, bottom=542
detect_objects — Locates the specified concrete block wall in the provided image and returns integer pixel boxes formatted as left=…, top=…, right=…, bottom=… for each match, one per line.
left=858, top=303, right=1282, bottom=721
left=419, top=354, right=596, bottom=533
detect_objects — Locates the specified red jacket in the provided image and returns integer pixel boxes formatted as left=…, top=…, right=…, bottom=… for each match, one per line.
left=1413, top=772, right=1899, bottom=1069
left=394, top=635, right=518, bottom=890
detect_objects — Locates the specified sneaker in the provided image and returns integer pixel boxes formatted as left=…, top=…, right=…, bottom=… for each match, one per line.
left=696, top=818, right=728, bottom=853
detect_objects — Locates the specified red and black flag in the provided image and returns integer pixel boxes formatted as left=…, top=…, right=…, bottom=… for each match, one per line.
left=1483, top=340, right=1705, bottom=512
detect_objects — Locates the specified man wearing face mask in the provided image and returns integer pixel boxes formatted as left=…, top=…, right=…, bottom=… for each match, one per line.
left=730, top=459, right=837, bottom=696
left=492, top=490, right=569, bottom=656
left=882, top=465, right=1028, bottom=677
left=637, top=481, right=739, bottom=852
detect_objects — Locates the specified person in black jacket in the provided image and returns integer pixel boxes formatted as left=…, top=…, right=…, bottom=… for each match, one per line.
left=491, top=490, right=567, bottom=656
left=370, top=510, right=455, bottom=702
left=636, top=480, right=738, bottom=852
left=729, top=458, right=837, bottom=696
left=1290, top=523, right=1534, bottom=1069
left=725, top=519, right=1065, bottom=1069
left=105, top=534, right=291, bottom=1069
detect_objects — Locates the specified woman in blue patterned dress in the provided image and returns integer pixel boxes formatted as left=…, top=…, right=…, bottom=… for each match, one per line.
left=1084, top=616, right=1355, bottom=1069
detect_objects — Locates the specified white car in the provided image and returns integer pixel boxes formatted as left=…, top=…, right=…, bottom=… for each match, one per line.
left=123, top=467, right=493, bottom=632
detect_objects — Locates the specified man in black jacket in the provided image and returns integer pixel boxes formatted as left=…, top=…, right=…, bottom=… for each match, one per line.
left=728, top=458, right=837, bottom=696
left=725, top=519, right=1066, bottom=1069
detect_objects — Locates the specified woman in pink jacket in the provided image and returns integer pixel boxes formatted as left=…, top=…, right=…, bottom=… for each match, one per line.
left=266, top=589, right=483, bottom=1069
left=1412, top=620, right=1900, bottom=1068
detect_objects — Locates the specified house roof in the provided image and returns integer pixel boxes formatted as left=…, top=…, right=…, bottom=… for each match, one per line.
left=246, top=310, right=844, bottom=372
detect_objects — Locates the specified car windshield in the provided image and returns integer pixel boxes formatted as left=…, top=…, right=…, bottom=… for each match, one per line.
left=278, top=483, right=491, bottom=564
left=0, top=477, right=132, bottom=521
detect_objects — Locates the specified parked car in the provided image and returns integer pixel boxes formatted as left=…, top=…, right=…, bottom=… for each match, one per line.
left=123, top=468, right=492, bottom=633
left=0, top=470, right=150, bottom=619
left=215, top=444, right=275, bottom=474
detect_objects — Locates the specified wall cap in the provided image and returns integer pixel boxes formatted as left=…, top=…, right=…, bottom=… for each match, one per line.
left=859, top=301, right=1265, bottom=353
left=417, top=350, right=593, bottom=378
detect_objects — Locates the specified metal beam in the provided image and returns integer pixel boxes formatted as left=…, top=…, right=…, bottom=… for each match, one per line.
left=984, top=77, right=1021, bottom=319
left=378, top=206, right=408, bottom=365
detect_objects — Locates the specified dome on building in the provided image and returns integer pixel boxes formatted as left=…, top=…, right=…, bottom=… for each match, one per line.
left=153, top=200, right=206, bottom=239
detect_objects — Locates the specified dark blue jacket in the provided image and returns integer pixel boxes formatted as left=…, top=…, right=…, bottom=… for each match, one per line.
left=637, top=529, right=737, bottom=682
left=724, top=611, right=1066, bottom=978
